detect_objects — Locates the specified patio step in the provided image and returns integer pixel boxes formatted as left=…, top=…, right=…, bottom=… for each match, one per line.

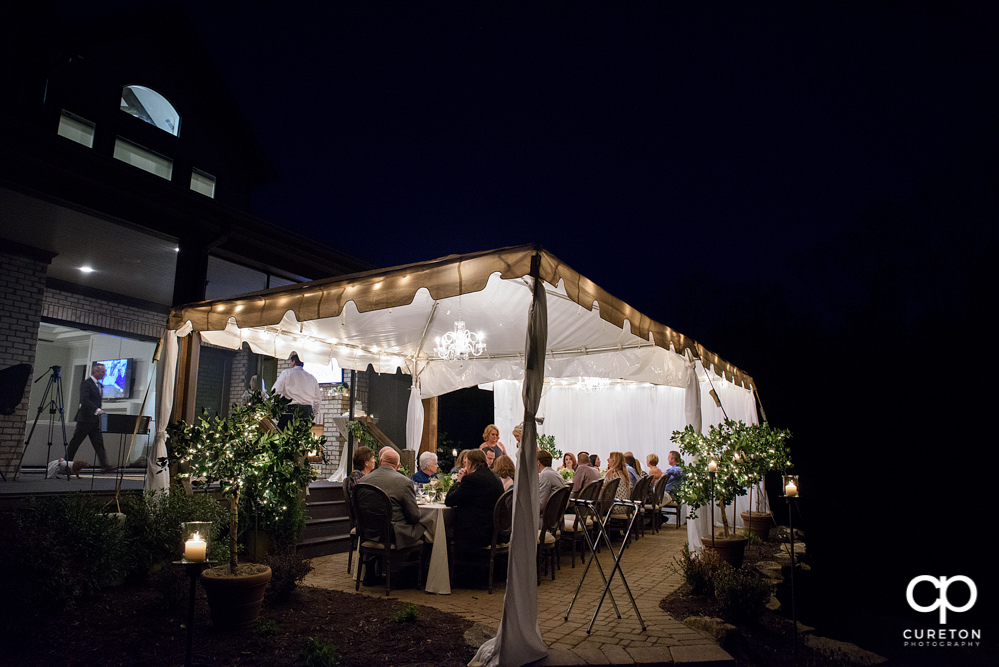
left=298, top=481, right=352, bottom=557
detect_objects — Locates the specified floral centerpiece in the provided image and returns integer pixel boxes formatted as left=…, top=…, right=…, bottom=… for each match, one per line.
left=559, top=468, right=575, bottom=482
left=424, top=473, right=457, bottom=501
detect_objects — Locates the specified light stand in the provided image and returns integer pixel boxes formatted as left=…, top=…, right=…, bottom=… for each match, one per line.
left=782, top=474, right=799, bottom=662
left=19, top=365, right=70, bottom=481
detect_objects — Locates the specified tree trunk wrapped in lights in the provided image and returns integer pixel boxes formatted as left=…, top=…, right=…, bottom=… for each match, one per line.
left=167, top=393, right=324, bottom=574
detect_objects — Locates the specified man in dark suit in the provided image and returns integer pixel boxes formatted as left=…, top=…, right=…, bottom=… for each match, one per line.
left=67, top=362, right=113, bottom=472
left=358, top=447, right=425, bottom=549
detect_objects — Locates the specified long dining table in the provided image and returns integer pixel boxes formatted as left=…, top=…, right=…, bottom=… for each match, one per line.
left=351, top=499, right=454, bottom=594
left=418, top=500, right=454, bottom=594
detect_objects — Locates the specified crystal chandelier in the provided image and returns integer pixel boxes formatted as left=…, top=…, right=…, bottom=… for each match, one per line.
left=435, top=320, right=486, bottom=361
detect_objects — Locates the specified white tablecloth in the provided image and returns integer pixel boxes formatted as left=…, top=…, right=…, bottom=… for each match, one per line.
left=351, top=502, right=453, bottom=595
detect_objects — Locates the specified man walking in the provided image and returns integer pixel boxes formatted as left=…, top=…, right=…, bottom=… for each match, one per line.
left=67, top=362, right=113, bottom=472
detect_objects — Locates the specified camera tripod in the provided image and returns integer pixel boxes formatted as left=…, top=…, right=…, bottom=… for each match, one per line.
left=18, top=365, right=71, bottom=481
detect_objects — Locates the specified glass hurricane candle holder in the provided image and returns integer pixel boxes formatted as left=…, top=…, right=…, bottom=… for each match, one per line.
left=782, top=474, right=799, bottom=498
left=181, top=521, right=212, bottom=562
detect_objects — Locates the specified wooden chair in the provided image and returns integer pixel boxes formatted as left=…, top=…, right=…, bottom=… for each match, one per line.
left=352, top=484, right=424, bottom=595
left=645, top=474, right=669, bottom=533
left=629, top=475, right=652, bottom=540
left=660, top=486, right=682, bottom=529
left=538, top=485, right=571, bottom=583
left=344, top=475, right=359, bottom=573
left=596, top=477, right=621, bottom=551
left=486, top=488, right=514, bottom=594
left=559, top=479, right=602, bottom=567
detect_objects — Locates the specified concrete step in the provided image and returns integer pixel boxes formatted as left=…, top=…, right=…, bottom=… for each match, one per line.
left=297, top=532, right=353, bottom=559
left=302, top=515, right=350, bottom=542
left=306, top=499, right=347, bottom=521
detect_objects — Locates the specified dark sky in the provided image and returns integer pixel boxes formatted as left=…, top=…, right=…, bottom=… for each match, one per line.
left=183, top=2, right=998, bottom=327
left=174, top=3, right=997, bottom=653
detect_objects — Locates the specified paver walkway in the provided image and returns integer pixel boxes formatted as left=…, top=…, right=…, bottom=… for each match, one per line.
left=305, top=523, right=734, bottom=665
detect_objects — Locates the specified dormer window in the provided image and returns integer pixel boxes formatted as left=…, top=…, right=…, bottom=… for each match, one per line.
left=120, top=85, right=181, bottom=136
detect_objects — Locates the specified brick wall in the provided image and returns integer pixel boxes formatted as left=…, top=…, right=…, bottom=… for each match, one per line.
left=0, top=249, right=49, bottom=476
left=42, top=287, right=168, bottom=340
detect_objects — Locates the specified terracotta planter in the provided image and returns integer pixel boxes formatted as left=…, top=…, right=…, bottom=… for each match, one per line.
left=740, top=511, right=773, bottom=540
left=201, top=564, right=272, bottom=631
left=702, top=536, right=748, bottom=567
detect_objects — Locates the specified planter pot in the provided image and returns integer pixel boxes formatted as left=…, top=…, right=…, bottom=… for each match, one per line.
left=201, top=564, right=272, bottom=631
left=740, top=511, right=773, bottom=540
left=702, top=536, right=748, bottom=568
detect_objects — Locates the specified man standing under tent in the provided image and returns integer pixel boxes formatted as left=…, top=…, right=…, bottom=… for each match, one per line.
left=271, top=352, right=322, bottom=431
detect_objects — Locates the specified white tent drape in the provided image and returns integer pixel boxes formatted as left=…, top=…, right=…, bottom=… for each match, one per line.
left=145, top=330, right=177, bottom=492
left=405, top=386, right=423, bottom=451
left=472, top=270, right=548, bottom=667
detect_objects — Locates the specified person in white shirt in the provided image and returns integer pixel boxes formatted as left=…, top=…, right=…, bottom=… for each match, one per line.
left=271, top=352, right=322, bottom=431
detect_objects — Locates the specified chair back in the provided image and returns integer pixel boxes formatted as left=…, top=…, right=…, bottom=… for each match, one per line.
left=542, top=485, right=572, bottom=538
left=491, top=488, right=514, bottom=546
left=353, top=484, right=393, bottom=545
left=597, top=476, right=620, bottom=517
left=577, top=478, right=603, bottom=502
left=652, top=474, right=668, bottom=506
left=344, top=475, right=359, bottom=527
left=631, top=475, right=651, bottom=504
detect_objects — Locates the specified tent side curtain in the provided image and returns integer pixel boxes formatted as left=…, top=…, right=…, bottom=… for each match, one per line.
left=166, top=245, right=756, bottom=391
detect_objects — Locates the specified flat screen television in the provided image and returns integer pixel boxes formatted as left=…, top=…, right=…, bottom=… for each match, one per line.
left=96, top=358, right=134, bottom=400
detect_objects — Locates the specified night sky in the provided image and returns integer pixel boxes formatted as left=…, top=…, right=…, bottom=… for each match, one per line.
left=96, top=2, right=999, bottom=659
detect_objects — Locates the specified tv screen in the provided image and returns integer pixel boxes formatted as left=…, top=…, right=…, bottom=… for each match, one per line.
left=96, top=358, right=133, bottom=400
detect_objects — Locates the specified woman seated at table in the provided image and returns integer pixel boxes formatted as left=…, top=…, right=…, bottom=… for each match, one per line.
left=445, top=448, right=504, bottom=556
left=558, top=452, right=577, bottom=472
left=347, top=446, right=376, bottom=502
left=450, top=448, right=470, bottom=474
left=646, top=453, right=664, bottom=480
left=603, top=451, right=632, bottom=519
left=493, top=454, right=515, bottom=491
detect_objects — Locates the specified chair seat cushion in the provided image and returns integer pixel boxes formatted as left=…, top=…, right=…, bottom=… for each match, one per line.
left=538, top=530, right=556, bottom=545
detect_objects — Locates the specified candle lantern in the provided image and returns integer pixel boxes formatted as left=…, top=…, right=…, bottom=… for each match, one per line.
left=707, top=460, right=718, bottom=472
left=181, top=521, right=212, bottom=562
left=783, top=474, right=799, bottom=498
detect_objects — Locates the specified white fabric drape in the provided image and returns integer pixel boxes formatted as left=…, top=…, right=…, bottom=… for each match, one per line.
left=405, top=386, right=424, bottom=451
left=145, top=331, right=177, bottom=492
left=492, top=380, right=687, bottom=469
left=472, top=269, right=548, bottom=667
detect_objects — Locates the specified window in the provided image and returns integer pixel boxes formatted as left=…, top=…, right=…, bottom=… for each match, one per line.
left=113, top=137, right=173, bottom=180
left=190, top=169, right=216, bottom=198
left=120, top=85, right=181, bottom=136
left=57, top=110, right=95, bottom=147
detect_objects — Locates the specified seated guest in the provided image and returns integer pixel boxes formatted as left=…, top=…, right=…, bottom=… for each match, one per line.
left=538, top=449, right=567, bottom=520
left=663, top=450, right=684, bottom=499
left=603, top=451, right=632, bottom=518
left=478, top=443, right=497, bottom=469
left=646, top=453, right=664, bottom=480
left=623, top=452, right=640, bottom=487
left=493, top=454, right=516, bottom=491
left=445, top=448, right=504, bottom=555
left=357, top=447, right=424, bottom=549
left=570, top=451, right=601, bottom=497
left=346, top=446, right=376, bottom=504
left=450, top=448, right=470, bottom=474
left=558, top=452, right=577, bottom=472
left=589, top=453, right=602, bottom=471
left=412, top=451, right=439, bottom=484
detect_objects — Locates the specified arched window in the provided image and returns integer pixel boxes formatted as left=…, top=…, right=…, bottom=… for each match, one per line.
left=120, top=85, right=181, bottom=136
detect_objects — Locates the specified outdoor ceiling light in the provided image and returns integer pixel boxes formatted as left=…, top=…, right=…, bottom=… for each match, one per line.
left=435, top=320, right=485, bottom=361
left=79, top=265, right=95, bottom=273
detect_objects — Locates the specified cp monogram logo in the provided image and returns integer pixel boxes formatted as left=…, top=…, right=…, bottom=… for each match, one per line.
left=906, top=576, right=977, bottom=624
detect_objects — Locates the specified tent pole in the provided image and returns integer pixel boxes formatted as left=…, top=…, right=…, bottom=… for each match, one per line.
left=346, top=369, right=356, bottom=469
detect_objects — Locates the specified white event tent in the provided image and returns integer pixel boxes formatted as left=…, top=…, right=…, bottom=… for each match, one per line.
left=161, top=244, right=761, bottom=666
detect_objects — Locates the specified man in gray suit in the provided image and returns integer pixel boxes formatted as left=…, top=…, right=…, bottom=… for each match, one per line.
left=358, top=447, right=425, bottom=549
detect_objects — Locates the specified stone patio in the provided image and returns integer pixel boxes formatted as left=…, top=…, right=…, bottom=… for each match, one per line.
left=304, top=522, right=734, bottom=666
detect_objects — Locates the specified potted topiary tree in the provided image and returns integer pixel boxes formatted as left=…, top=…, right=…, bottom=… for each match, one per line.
left=734, top=421, right=792, bottom=539
left=167, top=392, right=323, bottom=630
left=672, top=420, right=752, bottom=566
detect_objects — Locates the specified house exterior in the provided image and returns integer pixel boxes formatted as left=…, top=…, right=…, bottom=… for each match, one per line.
left=0, top=5, right=372, bottom=478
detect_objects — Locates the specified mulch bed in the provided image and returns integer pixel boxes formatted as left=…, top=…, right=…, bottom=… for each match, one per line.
left=7, top=584, right=476, bottom=666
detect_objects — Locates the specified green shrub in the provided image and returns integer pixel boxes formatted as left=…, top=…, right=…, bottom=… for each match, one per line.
left=301, top=636, right=340, bottom=667
left=392, top=602, right=419, bottom=623
left=671, top=543, right=726, bottom=595
left=713, top=565, right=772, bottom=622
left=255, top=618, right=280, bottom=637
left=0, top=495, right=129, bottom=630
left=265, top=547, right=314, bottom=600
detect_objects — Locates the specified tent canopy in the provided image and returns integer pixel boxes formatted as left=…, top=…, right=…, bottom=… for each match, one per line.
left=169, top=245, right=755, bottom=399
